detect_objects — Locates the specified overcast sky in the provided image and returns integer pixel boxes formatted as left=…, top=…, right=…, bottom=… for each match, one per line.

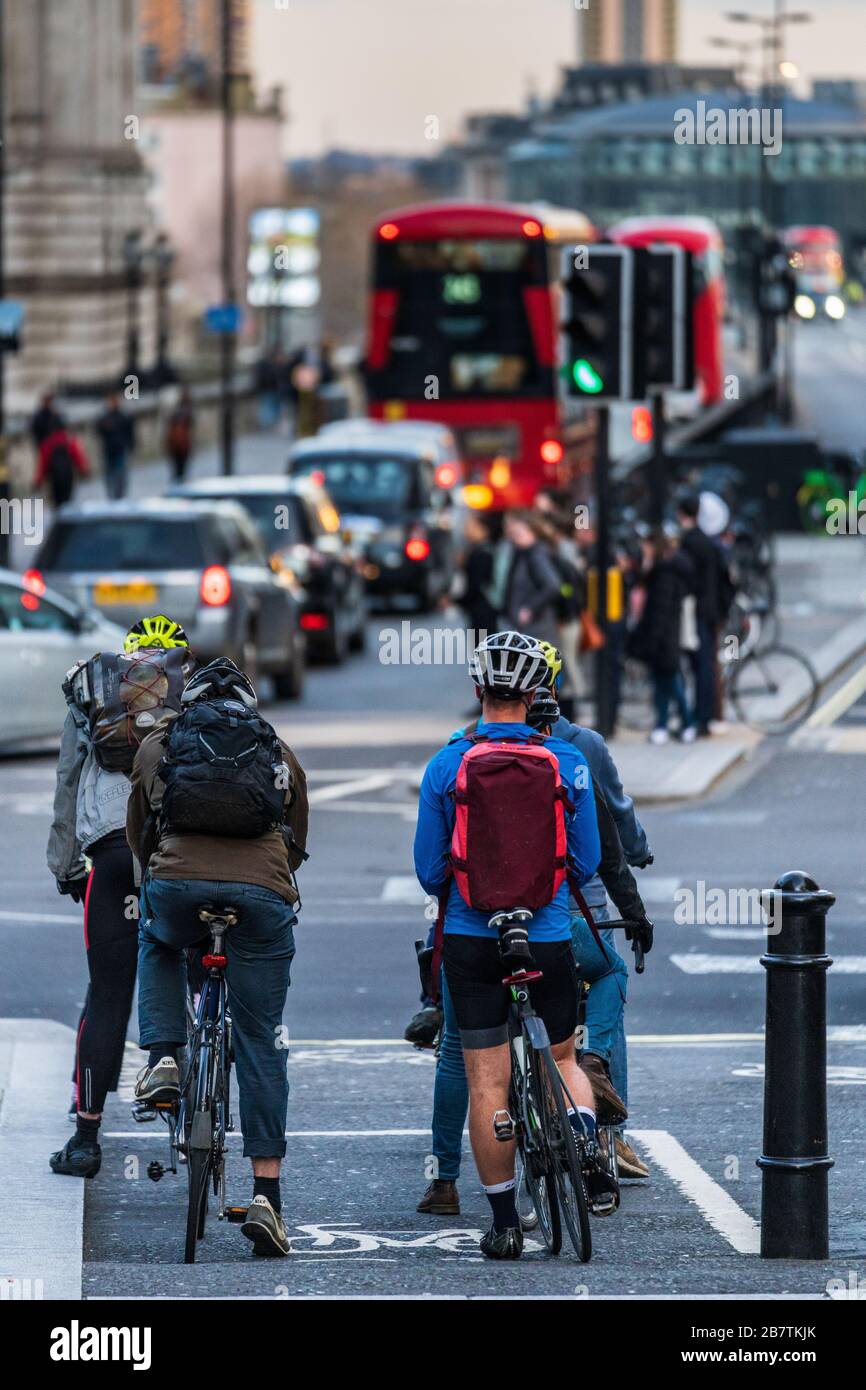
left=250, top=0, right=865, bottom=157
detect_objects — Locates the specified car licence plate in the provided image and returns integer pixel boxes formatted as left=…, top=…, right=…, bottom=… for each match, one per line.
left=92, top=580, right=158, bottom=605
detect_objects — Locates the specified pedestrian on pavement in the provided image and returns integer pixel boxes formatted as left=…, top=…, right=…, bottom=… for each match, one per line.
left=164, top=387, right=195, bottom=483
left=502, top=511, right=561, bottom=641
left=128, top=658, right=309, bottom=1257
left=451, top=512, right=500, bottom=637
left=532, top=495, right=588, bottom=720
left=96, top=393, right=135, bottom=500
left=628, top=532, right=696, bottom=745
left=30, top=390, right=64, bottom=449
left=34, top=425, right=90, bottom=508
left=46, top=616, right=194, bottom=1180
left=676, top=494, right=728, bottom=736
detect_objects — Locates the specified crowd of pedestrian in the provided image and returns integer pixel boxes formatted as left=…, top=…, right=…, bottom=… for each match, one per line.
left=450, top=488, right=735, bottom=742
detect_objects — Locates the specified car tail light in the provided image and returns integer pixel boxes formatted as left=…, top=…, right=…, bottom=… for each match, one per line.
left=405, top=536, right=431, bottom=562
left=540, top=439, right=563, bottom=465
left=300, top=612, right=330, bottom=631
left=200, top=565, right=231, bottom=606
left=435, top=461, right=459, bottom=490
left=379, top=222, right=400, bottom=241
left=23, top=568, right=46, bottom=596
left=522, top=219, right=542, bottom=238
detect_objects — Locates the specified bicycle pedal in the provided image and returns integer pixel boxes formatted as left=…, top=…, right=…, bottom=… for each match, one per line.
left=224, top=1206, right=248, bottom=1224
left=493, top=1109, right=515, bottom=1142
left=132, top=1103, right=157, bottom=1124
left=146, top=1161, right=166, bottom=1183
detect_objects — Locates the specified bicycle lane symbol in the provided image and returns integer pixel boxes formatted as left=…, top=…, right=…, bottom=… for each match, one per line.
left=286, top=1223, right=545, bottom=1256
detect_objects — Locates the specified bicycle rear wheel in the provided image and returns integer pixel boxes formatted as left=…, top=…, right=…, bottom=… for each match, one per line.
left=185, top=1146, right=211, bottom=1264
left=731, top=644, right=818, bottom=734
left=537, top=1049, right=592, bottom=1262
left=512, top=1062, right=561, bottom=1254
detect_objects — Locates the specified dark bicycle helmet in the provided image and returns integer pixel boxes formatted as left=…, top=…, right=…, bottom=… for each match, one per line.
left=526, top=688, right=560, bottom=731
left=468, top=630, right=548, bottom=700
left=180, top=657, right=257, bottom=708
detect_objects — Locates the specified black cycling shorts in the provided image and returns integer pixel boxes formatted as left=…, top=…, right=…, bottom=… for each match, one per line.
left=442, top=934, right=579, bottom=1050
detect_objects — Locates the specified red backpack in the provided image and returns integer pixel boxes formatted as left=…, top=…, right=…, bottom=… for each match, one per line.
left=450, top=733, right=569, bottom=912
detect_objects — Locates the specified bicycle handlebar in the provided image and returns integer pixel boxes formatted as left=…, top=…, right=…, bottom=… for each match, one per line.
left=599, top=918, right=647, bottom=975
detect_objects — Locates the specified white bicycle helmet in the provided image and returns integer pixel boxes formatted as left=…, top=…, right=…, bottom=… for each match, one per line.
left=468, top=631, right=548, bottom=700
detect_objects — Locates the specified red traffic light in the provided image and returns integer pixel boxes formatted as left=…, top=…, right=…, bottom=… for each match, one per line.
left=631, top=406, right=653, bottom=443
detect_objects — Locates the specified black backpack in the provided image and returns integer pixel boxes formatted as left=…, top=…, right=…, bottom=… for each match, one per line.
left=158, top=698, right=288, bottom=839
left=47, top=440, right=75, bottom=494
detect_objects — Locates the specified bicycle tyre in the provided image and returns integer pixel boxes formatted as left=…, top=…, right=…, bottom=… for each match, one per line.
left=731, top=644, right=819, bottom=735
left=512, top=1059, right=561, bottom=1254
left=184, top=1147, right=210, bottom=1264
left=537, top=1049, right=592, bottom=1262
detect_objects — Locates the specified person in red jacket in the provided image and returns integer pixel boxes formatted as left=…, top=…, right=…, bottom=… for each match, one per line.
left=35, top=429, right=90, bottom=508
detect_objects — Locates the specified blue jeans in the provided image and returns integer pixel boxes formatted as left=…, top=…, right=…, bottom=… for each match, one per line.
left=431, top=973, right=468, bottom=1181
left=652, top=669, right=693, bottom=732
left=138, top=876, right=296, bottom=1159
left=570, top=913, right=628, bottom=1081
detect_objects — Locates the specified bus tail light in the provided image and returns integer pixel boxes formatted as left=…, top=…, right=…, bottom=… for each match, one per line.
left=200, top=565, right=232, bottom=607
left=489, top=458, right=511, bottom=490
left=463, top=484, right=494, bottom=511
left=522, top=219, right=542, bottom=238
left=540, top=439, right=563, bottom=465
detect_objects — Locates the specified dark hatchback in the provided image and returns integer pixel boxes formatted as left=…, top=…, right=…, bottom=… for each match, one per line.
left=286, top=436, right=455, bottom=610
left=169, top=475, right=366, bottom=663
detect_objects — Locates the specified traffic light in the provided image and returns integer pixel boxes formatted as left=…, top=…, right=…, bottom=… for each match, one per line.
left=560, top=244, right=636, bottom=401
left=631, top=405, right=653, bottom=443
left=634, top=245, right=695, bottom=392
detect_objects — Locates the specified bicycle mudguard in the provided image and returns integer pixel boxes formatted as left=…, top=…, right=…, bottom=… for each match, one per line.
left=523, top=1014, right=551, bottom=1051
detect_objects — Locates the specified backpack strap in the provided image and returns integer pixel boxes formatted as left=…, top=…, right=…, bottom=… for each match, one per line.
left=567, top=867, right=616, bottom=970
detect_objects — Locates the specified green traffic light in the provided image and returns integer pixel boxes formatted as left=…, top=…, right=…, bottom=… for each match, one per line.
left=572, top=358, right=604, bottom=394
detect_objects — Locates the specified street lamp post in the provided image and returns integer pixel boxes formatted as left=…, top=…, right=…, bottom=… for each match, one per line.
left=153, top=233, right=175, bottom=385
left=220, top=0, right=236, bottom=476
left=0, top=0, right=8, bottom=569
left=122, top=228, right=144, bottom=384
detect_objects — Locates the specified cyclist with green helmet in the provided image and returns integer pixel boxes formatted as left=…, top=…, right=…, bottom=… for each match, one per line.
left=47, top=616, right=193, bottom=1179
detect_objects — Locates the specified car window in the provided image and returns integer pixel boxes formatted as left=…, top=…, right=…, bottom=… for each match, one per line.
left=0, top=583, right=78, bottom=633
left=39, top=519, right=205, bottom=571
left=289, top=453, right=415, bottom=519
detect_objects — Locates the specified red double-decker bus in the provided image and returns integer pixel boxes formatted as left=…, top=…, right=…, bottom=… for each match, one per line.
left=365, top=201, right=599, bottom=510
left=607, top=215, right=726, bottom=407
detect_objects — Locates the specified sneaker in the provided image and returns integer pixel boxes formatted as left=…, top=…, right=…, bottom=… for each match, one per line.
left=615, top=1135, right=649, bottom=1179
left=134, top=1056, right=180, bottom=1104
left=49, top=1135, right=101, bottom=1179
left=416, top=1179, right=460, bottom=1215
left=480, top=1224, right=524, bottom=1260
left=649, top=727, right=669, bottom=746
left=404, top=1005, right=442, bottom=1049
left=240, top=1195, right=290, bottom=1256
left=679, top=725, right=697, bottom=744
left=579, top=1053, right=628, bottom=1126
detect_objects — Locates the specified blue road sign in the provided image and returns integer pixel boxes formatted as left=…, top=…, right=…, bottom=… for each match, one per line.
left=204, top=303, right=243, bottom=335
left=0, top=300, right=24, bottom=344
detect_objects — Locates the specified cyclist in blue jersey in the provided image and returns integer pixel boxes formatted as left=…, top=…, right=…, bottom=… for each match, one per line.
left=414, top=630, right=614, bottom=1259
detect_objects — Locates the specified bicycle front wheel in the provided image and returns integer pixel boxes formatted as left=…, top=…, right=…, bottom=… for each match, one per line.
left=537, top=1049, right=592, bottom=1262
left=731, top=644, right=818, bottom=735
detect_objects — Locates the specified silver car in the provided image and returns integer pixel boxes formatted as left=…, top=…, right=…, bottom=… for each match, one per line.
left=31, top=498, right=306, bottom=699
left=0, top=568, right=126, bottom=748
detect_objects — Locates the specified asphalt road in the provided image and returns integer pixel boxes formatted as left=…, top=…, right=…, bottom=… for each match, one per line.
left=3, top=601, right=866, bottom=1299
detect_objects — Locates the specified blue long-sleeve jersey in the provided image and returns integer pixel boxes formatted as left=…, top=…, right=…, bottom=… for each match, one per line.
left=413, top=720, right=601, bottom=941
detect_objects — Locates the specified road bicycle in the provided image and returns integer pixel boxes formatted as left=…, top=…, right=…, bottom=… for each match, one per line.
left=144, top=905, right=244, bottom=1264
left=490, top=909, right=594, bottom=1262
left=720, top=633, right=818, bottom=735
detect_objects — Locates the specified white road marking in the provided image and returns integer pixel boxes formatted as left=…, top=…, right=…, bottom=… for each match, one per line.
left=703, top=927, right=767, bottom=940
left=308, top=773, right=396, bottom=805
left=733, top=1061, right=866, bottom=1085
left=0, top=909, right=80, bottom=925
left=629, top=1129, right=760, bottom=1255
left=382, top=875, right=425, bottom=903
left=638, top=876, right=681, bottom=902
left=672, top=953, right=866, bottom=974
left=796, top=660, right=866, bottom=732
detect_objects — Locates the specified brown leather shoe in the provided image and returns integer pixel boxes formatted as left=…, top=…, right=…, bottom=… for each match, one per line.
left=579, top=1052, right=628, bottom=1126
left=416, top=1179, right=460, bottom=1215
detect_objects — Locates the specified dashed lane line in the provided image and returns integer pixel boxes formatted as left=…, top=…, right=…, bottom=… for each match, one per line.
left=671, top=953, right=866, bottom=974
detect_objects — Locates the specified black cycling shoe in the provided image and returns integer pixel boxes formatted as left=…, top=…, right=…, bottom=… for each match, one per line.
left=480, top=1224, right=524, bottom=1260
left=49, top=1136, right=102, bottom=1179
left=404, top=1005, right=442, bottom=1049
left=582, top=1149, right=620, bottom=1217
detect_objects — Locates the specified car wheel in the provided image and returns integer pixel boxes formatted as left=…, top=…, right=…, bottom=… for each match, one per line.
left=274, top=635, right=305, bottom=700
left=240, top=628, right=259, bottom=688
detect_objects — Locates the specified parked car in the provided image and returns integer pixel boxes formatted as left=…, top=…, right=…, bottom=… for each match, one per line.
left=168, top=474, right=366, bottom=663
left=0, top=568, right=127, bottom=748
left=29, top=498, right=305, bottom=698
left=287, top=434, right=457, bottom=609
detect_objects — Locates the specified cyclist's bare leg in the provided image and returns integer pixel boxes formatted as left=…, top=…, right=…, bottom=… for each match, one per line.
left=252, top=1158, right=281, bottom=1178
left=463, top=1043, right=515, bottom=1186
left=551, top=1037, right=594, bottom=1111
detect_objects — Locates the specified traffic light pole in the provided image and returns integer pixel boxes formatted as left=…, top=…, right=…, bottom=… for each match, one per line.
left=649, top=391, right=666, bottom=529
left=220, top=0, right=236, bottom=476
left=0, top=0, right=8, bottom=569
left=594, top=404, right=613, bottom=739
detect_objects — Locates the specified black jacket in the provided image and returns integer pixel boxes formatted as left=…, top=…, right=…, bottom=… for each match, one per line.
left=592, top=781, right=647, bottom=925
left=628, top=554, right=691, bottom=675
left=680, top=525, right=724, bottom=625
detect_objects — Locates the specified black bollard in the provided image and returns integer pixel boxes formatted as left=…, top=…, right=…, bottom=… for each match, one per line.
left=757, top=870, right=835, bottom=1259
